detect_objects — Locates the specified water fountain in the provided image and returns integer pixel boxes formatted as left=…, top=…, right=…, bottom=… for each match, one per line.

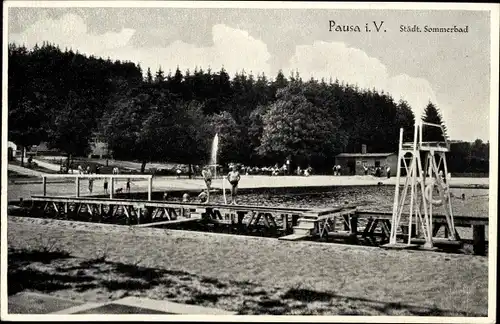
left=210, top=133, right=227, bottom=204
left=210, top=133, right=218, bottom=177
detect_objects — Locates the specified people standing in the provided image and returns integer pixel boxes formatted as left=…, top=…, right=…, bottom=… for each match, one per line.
left=364, top=165, right=369, bottom=176
left=227, top=165, right=241, bottom=205
left=386, top=165, right=391, bottom=179
left=126, top=178, right=131, bottom=193
left=88, top=178, right=94, bottom=193
left=103, top=178, right=108, bottom=194
left=201, top=166, right=213, bottom=203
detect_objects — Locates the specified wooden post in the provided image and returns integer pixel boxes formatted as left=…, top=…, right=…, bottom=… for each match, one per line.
left=349, top=215, right=358, bottom=234
left=42, top=176, right=47, bottom=196
left=472, top=225, right=486, bottom=256
left=110, top=177, right=114, bottom=199
left=283, top=214, right=288, bottom=231
left=343, top=214, right=350, bottom=231
left=148, top=177, right=153, bottom=201
left=75, top=177, right=80, bottom=197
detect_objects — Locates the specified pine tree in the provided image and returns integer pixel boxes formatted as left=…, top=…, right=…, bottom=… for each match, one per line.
left=155, top=67, right=165, bottom=83
left=421, top=101, right=448, bottom=142
left=146, top=67, right=153, bottom=83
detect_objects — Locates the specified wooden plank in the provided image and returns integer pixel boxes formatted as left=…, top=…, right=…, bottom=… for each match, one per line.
left=86, top=204, right=93, bottom=217
left=343, top=214, right=350, bottom=231
left=350, top=216, right=358, bottom=234
left=326, top=231, right=356, bottom=238
left=472, top=225, right=486, bottom=256
left=267, top=213, right=277, bottom=227
left=30, top=196, right=311, bottom=214
left=282, top=214, right=288, bottom=231
left=134, top=218, right=200, bottom=228
left=279, top=233, right=309, bottom=241
left=368, top=219, right=379, bottom=235
left=237, top=211, right=246, bottom=225
left=162, top=208, right=171, bottom=220
left=247, top=212, right=256, bottom=229
left=380, top=220, right=391, bottom=238
left=355, top=210, right=488, bottom=226
left=52, top=202, right=59, bottom=213
left=123, top=205, right=130, bottom=219
left=363, top=218, right=374, bottom=237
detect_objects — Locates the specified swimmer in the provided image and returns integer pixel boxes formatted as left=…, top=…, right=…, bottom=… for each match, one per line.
left=227, top=165, right=241, bottom=205
left=198, top=190, right=209, bottom=203
left=201, top=166, right=213, bottom=202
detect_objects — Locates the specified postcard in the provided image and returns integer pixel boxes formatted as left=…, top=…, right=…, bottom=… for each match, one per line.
left=2, top=1, right=498, bottom=323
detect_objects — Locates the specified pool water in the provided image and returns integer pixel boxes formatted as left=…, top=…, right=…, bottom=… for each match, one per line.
left=167, top=186, right=489, bottom=218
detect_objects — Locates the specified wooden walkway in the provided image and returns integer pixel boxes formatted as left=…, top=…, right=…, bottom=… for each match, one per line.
left=28, top=195, right=488, bottom=255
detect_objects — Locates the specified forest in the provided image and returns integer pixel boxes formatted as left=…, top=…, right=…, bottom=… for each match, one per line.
left=7, top=43, right=489, bottom=174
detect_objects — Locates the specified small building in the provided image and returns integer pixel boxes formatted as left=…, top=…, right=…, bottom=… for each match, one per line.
left=30, top=142, right=59, bottom=155
left=335, top=145, right=397, bottom=176
left=7, top=141, right=17, bottom=161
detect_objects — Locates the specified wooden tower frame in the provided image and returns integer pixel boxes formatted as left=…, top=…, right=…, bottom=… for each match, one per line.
left=384, top=121, right=459, bottom=250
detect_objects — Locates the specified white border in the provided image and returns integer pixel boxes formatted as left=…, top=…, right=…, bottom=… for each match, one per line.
left=2, top=2, right=498, bottom=323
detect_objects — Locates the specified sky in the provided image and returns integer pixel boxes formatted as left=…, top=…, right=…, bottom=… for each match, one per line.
left=5, top=3, right=495, bottom=142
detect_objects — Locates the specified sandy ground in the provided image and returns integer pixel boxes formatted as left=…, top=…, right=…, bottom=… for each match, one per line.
left=7, top=216, right=488, bottom=316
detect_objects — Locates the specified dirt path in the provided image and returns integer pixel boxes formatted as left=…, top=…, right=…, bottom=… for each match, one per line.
left=7, top=216, right=488, bottom=316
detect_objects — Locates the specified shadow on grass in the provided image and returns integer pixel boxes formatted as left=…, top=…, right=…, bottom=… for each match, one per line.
left=113, top=263, right=164, bottom=281
left=237, top=297, right=292, bottom=315
left=283, top=288, right=332, bottom=302
left=101, top=279, right=154, bottom=291
left=280, top=287, right=477, bottom=316
left=200, top=277, right=228, bottom=289
left=186, top=292, right=233, bottom=305
left=7, top=248, right=484, bottom=316
left=8, top=267, right=96, bottom=295
left=9, top=248, right=71, bottom=265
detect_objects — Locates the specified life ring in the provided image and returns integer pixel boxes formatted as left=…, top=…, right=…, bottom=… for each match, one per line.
left=424, top=182, right=449, bottom=206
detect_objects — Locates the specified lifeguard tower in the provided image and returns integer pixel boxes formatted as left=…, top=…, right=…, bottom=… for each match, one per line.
left=383, top=121, right=460, bottom=250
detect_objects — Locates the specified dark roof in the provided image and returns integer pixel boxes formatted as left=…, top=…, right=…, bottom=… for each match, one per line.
left=336, top=153, right=395, bottom=158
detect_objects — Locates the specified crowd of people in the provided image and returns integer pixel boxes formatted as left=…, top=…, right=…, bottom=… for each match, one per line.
left=222, top=163, right=314, bottom=177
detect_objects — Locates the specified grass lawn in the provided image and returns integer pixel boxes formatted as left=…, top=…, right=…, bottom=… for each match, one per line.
left=8, top=170, right=35, bottom=179
left=7, top=216, right=488, bottom=316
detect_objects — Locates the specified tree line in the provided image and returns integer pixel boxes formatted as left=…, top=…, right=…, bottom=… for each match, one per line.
left=7, top=42, right=488, bottom=174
